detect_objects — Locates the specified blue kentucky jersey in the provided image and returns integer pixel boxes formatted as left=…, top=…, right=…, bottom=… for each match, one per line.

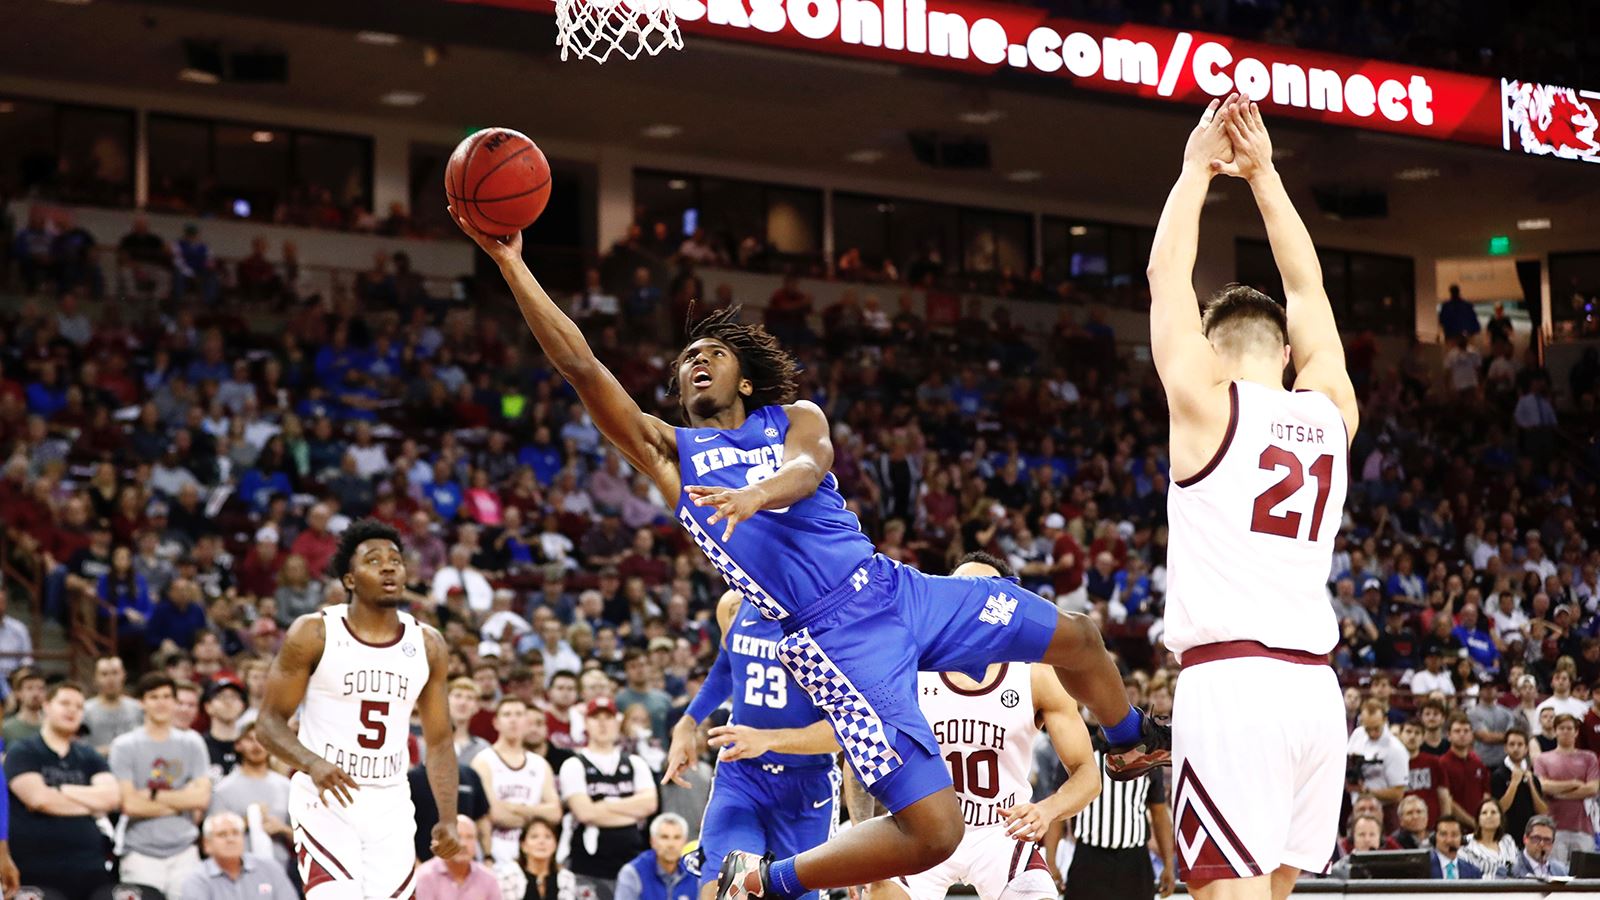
left=725, top=598, right=833, bottom=769
left=675, top=405, right=875, bottom=620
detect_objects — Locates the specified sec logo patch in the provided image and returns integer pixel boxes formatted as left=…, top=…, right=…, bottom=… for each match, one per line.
left=1001, top=689, right=1020, bottom=708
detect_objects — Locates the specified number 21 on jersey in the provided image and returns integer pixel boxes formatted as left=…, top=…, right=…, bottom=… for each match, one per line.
left=1250, top=446, right=1334, bottom=541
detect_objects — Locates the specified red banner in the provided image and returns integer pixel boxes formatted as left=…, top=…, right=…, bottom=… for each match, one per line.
left=458, top=0, right=1600, bottom=162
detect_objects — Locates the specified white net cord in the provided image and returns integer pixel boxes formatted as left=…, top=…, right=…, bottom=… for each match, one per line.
left=555, top=0, right=684, bottom=63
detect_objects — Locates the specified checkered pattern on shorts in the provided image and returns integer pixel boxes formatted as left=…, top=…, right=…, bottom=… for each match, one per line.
left=777, top=628, right=901, bottom=786
left=678, top=507, right=789, bottom=621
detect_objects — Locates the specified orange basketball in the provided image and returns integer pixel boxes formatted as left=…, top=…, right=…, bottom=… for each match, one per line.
left=445, top=127, right=552, bottom=236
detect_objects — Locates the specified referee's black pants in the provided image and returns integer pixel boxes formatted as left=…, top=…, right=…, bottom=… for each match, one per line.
left=1065, top=843, right=1153, bottom=900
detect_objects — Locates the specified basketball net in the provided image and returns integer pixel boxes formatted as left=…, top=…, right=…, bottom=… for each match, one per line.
left=554, top=0, right=684, bottom=63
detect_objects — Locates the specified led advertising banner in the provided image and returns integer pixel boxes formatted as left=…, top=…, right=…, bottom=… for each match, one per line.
left=458, top=0, right=1600, bottom=163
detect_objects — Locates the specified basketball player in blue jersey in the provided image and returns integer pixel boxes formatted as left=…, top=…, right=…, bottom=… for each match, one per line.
left=454, top=210, right=1167, bottom=900
left=663, top=590, right=839, bottom=900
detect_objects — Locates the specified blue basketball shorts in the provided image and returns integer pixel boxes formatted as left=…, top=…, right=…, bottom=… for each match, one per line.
left=694, top=759, right=840, bottom=898
left=775, top=554, right=1060, bottom=814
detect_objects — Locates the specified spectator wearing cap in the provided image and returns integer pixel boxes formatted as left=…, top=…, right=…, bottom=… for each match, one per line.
left=416, top=814, right=501, bottom=900
left=235, top=526, right=283, bottom=598
left=111, top=672, right=212, bottom=897
left=202, top=678, right=248, bottom=781
left=179, top=811, right=297, bottom=900
left=1412, top=647, right=1457, bottom=698
left=1375, top=606, right=1420, bottom=670
left=559, top=695, right=657, bottom=900
left=433, top=544, right=495, bottom=616
left=1531, top=714, right=1599, bottom=867
left=207, top=722, right=292, bottom=870
left=1513, top=816, right=1568, bottom=878
left=5, top=680, right=120, bottom=900
left=2, top=670, right=45, bottom=747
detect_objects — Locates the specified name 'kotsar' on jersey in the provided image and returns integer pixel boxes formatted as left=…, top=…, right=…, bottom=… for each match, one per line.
left=298, top=604, right=431, bottom=787
left=1164, top=381, right=1348, bottom=660
left=676, top=405, right=875, bottom=620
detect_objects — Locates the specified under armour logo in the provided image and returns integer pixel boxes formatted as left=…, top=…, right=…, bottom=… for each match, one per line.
left=979, top=593, right=1017, bottom=626
left=851, top=568, right=869, bottom=591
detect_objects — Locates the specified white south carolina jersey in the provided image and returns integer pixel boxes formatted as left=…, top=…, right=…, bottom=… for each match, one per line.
left=917, top=663, right=1038, bottom=828
left=482, top=747, right=553, bottom=864
left=1164, top=380, right=1347, bottom=660
left=299, top=604, right=431, bottom=787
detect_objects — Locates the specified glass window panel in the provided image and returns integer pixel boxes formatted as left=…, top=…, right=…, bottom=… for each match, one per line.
left=961, top=209, right=1031, bottom=275
left=295, top=132, right=370, bottom=212
left=633, top=170, right=695, bottom=248
left=832, top=193, right=888, bottom=268
left=765, top=186, right=821, bottom=257
left=213, top=124, right=289, bottom=221
left=147, top=115, right=210, bottom=214
left=695, top=176, right=763, bottom=261
left=58, top=106, right=133, bottom=206
left=888, top=199, right=959, bottom=281
left=0, top=98, right=61, bottom=198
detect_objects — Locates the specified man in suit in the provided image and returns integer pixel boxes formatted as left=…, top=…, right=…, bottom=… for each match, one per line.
left=1513, top=816, right=1570, bottom=878
left=1428, top=818, right=1483, bottom=880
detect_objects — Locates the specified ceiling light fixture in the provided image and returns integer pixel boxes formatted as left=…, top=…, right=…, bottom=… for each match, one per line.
left=846, top=149, right=884, bottom=164
left=356, top=30, right=402, bottom=46
left=1006, top=169, right=1042, bottom=183
left=1516, top=218, right=1552, bottom=231
left=1068, top=225, right=1088, bottom=236
left=0, top=102, right=13, bottom=114
left=667, top=179, right=689, bottom=190
left=380, top=90, right=425, bottom=107
left=251, top=131, right=274, bottom=143
left=178, top=68, right=220, bottom=85
left=958, top=109, right=1006, bottom=125
left=641, top=124, right=682, bottom=139
left=1394, top=166, right=1440, bottom=181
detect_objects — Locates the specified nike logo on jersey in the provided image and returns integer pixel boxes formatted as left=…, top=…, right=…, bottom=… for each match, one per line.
left=812, top=799, right=831, bottom=809
left=742, top=619, right=758, bottom=626
left=694, top=434, right=719, bottom=443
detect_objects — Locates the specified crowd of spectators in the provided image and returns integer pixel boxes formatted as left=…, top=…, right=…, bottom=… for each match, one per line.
left=0, top=198, right=1597, bottom=898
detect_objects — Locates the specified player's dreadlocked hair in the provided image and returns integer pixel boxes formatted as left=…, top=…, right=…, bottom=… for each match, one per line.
left=667, top=304, right=800, bottom=412
left=329, top=518, right=405, bottom=580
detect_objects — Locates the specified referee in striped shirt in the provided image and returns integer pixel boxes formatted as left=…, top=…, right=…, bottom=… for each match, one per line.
left=1063, top=736, right=1176, bottom=900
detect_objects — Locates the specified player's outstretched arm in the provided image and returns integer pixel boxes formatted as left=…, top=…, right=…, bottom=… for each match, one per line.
left=453, top=209, right=679, bottom=493
left=663, top=592, right=740, bottom=786
left=418, top=625, right=464, bottom=861
left=1219, top=101, right=1358, bottom=440
left=687, top=401, right=833, bottom=539
left=998, top=666, right=1100, bottom=843
left=1146, top=96, right=1233, bottom=420
left=707, top=720, right=842, bottom=761
left=256, top=614, right=362, bottom=807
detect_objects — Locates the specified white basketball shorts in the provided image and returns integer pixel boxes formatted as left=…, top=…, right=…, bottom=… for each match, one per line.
left=290, top=773, right=419, bottom=900
left=1171, top=650, right=1346, bottom=883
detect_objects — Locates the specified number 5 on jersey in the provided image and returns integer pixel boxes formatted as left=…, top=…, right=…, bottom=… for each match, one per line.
left=358, top=700, right=389, bottom=749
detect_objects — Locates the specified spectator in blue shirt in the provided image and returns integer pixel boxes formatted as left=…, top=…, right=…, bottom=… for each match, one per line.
left=173, top=225, right=220, bottom=306
left=98, top=546, right=153, bottom=641
left=1439, top=285, right=1482, bottom=341
left=519, top=426, right=565, bottom=486
left=427, top=459, right=464, bottom=522
left=314, top=325, right=368, bottom=390
left=24, top=362, right=67, bottom=419
left=146, top=578, right=209, bottom=651
left=1112, top=556, right=1153, bottom=619
left=1452, top=604, right=1500, bottom=675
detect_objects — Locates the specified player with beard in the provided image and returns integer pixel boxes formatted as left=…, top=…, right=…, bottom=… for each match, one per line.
left=257, top=519, right=463, bottom=900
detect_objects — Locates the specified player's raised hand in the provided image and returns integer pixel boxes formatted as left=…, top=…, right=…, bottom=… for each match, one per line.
left=686, top=485, right=762, bottom=540
left=307, top=758, right=360, bottom=807
left=1214, top=100, right=1274, bottom=182
left=430, top=821, right=465, bottom=861
left=997, top=801, right=1052, bottom=842
left=661, top=716, right=702, bottom=788
left=707, top=724, right=776, bottom=762
left=449, top=205, right=524, bottom=266
left=1183, top=94, right=1238, bottom=175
